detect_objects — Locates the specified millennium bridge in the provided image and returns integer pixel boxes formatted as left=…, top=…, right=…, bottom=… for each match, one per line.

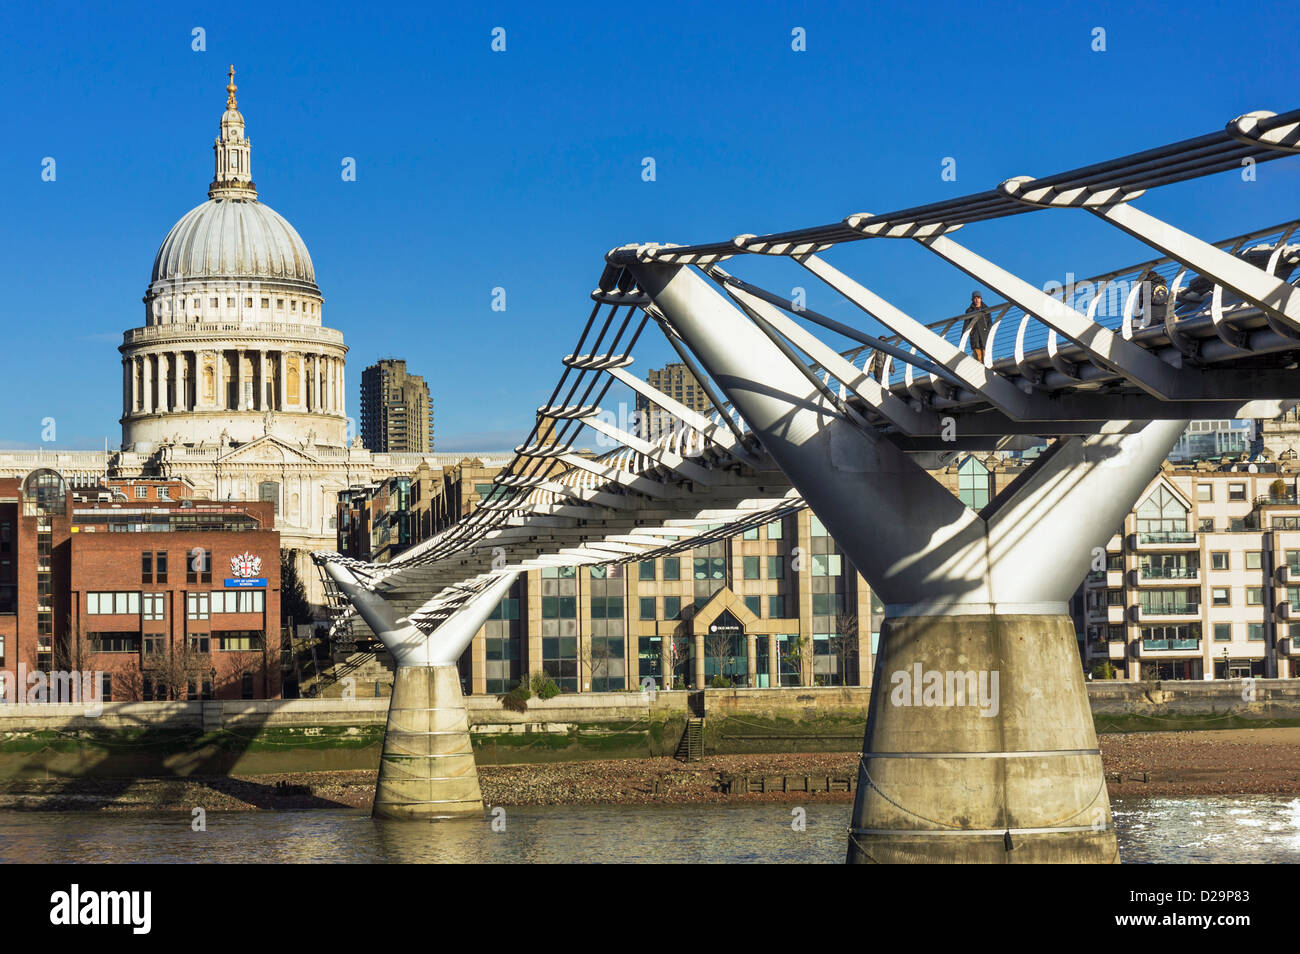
left=316, top=108, right=1300, bottom=863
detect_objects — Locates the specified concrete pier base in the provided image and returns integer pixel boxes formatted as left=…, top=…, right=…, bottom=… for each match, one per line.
left=374, top=665, right=483, bottom=820
left=847, top=614, right=1117, bottom=864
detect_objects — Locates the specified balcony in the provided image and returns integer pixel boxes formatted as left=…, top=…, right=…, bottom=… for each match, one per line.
left=1141, top=637, right=1202, bottom=652
left=1254, top=494, right=1299, bottom=508
left=1132, top=531, right=1198, bottom=549
left=1136, top=565, right=1199, bottom=584
left=1136, top=603, right=1201, bottom=620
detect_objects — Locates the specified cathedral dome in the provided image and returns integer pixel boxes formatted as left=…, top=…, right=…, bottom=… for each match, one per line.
left=151, top=198, right=316, bottom=287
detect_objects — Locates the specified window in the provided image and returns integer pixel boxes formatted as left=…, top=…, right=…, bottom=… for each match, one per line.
left=216, top=631, right=263, bottom=651
left=812, top=593, right=844, bottom=615
left=1213, top=623, right=1232, bottom=642
left=1246, top=552, right=1262, bottom=570
left=1198, top=518, right=1215, bottom=532
left=142, top=593, right=165, bottom=620
left=640, top=597, right=656, bottom=620
left=141, top=551, right=152, bottom=583
left=639, top=561, right=655, bottom=581
left=743, top=556, right=760, bottom=580
left=187, top=634, right=210, bottom=654
left=1287, top=550, right=1300, bottom=572
left=87, top=592, right=141, bottom=615
left=187, top=592, right=209, bottom=620
left=769, top=595, right=786, bottom=617
left=742, top=526, right=759, bottom=540
left=812, top=554, right=842, bottom=577
left=1197, top=484, right=1213, bottom=502
left=1211, top=551, right=1229, bottom=570
left=1106, top=589, right=1124, bottom=606
left=242, top=673, right=255, bottom=699
left=767, top=519, right=783, bottom=540
left=1211, top=587, right=1230, bottom=606
left=258, top=481, right=280, bottom=516
left=245, top=297, right=253, bottom=308
left=958, top=456, right=991, bottom=510
left=767, top=556, right=784, bottom=579
left=276, top=299, right=284, bottom=309
left=158, top=487, right=170, bottom=500
left=662, top=558, right=679, bottom=581
left=210, top=590, right=265, bottom=613
left=1136, top=485, right=1189, bottom=538
left=1248, top=623, right=1265, bottom=641
left=664, top=596, right=681, bottom=620
left=211, top=297, right=219, bottom=308
left=744, top=595, right=761, bottom=616
left=1246, top=587, right=1263, bottom=606
left=261, top=298, right=269, bottom=308
left=89, top=633, right=139, bottom=653
left=187, top=549, right=212, bottom=584
left=134, top=486, right=147, bottom=499
left=1229, top=483, right=1246, bottom=501
left=156, top=551, right=167, bottom=583
left=101, top=674, right=112, bottom=702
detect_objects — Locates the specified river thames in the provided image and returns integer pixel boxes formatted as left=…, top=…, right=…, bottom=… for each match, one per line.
left=0, top=795, right=1296, bottom=863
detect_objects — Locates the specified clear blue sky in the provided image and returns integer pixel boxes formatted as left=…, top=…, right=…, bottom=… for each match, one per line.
left=1, top=0, right=1296, bottom=450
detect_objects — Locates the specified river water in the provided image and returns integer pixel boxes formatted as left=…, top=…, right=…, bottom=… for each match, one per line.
left=0, top=795, right=1296, bottom=863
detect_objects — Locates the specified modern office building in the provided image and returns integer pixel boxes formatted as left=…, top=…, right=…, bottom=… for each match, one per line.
left=0, top=470, right=282, bottom=700
left=1078, top=458, right=1300, bottom=680
left=360, top=359, right=435, bottom=453
left=330, top=451, right=1040, bottom=695
left=1168, top=420, right=1256, bottom=463
left=636, top=362, right=712, bottom=440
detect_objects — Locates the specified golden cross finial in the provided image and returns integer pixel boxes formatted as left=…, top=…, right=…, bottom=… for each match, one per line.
left=226, top=64, right=237, bottom=109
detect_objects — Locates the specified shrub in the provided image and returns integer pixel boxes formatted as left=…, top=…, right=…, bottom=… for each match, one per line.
left=708, top=674, right=732, bottom=688
left=530, top=672, right=561, bottom=699
left=500, top=685, right=530, bottom=713
left=672, top=676, right=686, bottom=690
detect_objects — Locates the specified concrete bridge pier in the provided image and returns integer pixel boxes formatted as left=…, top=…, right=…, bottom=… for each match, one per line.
left=628, top=260, right=1187, bottom=863
left=323, top=565, right=518, bottom=820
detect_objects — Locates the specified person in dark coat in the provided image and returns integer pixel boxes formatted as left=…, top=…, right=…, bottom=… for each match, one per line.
left=963, top=291, right=992, bottom=362
left=1136, top=269, right=1169, bottom=328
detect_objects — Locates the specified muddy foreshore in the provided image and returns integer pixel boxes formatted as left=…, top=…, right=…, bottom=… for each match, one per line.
left=0, top=729, right=1297, bottom=812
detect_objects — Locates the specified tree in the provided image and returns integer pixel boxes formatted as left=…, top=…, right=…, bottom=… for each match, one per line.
left=828, top=612, right=862, bottom=686
left=703, top=630, right=741, bottom=687
left=145, top=637, right=212, bottom=700
left=580, top=636, right=616, bottom=692
left=281, top=549, right=313, bottom=626
left=780, top=634, right=811, bottom=687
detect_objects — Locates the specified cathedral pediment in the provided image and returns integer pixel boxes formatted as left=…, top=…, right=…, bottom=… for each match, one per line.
left=216, top=434, right=320, bottom=465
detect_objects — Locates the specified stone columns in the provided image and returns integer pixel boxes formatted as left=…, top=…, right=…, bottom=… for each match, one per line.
left=214, top=350, right=225, bottom=411
left=142, top=355, right=153, bottom=414
left=157, top=353, right=170, bottom=414
left=237, top=349, right=248, bottom=410
left=693, top=633, right=705, bottom=689
left=278, top=351, right=287, bottom=411
left=746, top=633, right=757, bottom=687
left=314, top=354, right=322, bottom=412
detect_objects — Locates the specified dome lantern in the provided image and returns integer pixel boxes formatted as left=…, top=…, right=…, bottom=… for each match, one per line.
left=209, top=65, right=257, bottom=200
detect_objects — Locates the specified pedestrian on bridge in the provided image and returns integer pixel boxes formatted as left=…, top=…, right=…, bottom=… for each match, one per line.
left=963, top=291, right=992, bottom=362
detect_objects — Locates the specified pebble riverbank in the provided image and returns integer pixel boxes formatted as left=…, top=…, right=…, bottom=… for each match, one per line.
left=0, top=729, right=1296, bottom=812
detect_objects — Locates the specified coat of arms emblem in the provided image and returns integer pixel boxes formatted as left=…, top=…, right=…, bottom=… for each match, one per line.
left=231, top=552, right=263, bottom=578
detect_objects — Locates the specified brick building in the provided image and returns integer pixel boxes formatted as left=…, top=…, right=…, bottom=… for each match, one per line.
left=0, top=469, right=281, bottom=701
